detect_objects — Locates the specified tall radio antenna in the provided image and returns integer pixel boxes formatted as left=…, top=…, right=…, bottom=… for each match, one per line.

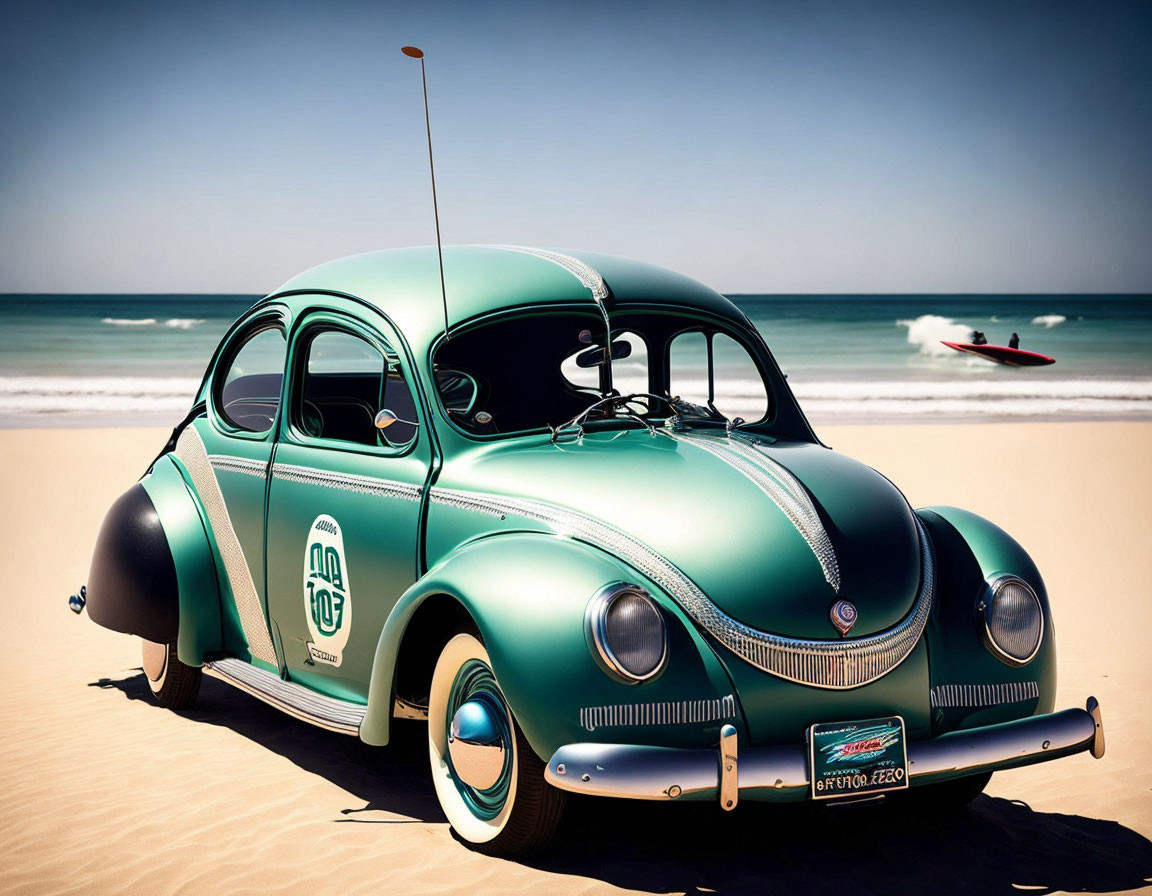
left=401, top=45, right=450, bottom=340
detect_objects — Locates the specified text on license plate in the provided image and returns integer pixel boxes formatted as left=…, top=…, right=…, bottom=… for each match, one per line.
left=808, top=715, right=909, bottom=799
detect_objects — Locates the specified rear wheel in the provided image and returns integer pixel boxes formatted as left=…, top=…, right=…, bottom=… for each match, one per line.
left=427, top=632, right=565, bottom=856
left=141, top=639, right=201, bottom=709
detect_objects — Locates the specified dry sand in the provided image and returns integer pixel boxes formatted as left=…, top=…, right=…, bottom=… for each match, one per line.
left=0, top=422, right=1149, bottom=895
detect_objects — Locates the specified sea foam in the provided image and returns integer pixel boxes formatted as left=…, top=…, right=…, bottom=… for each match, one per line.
left=896, top=314, right=974, bottom=356
left=102, top=317, right=157, bottom=326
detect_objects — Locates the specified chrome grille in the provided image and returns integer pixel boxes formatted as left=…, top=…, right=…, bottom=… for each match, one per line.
left=930, top=681, right=1040, bottom=709
left=580, top=694, right=736, bottom=732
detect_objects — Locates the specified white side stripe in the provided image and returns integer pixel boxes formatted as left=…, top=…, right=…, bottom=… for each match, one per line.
left=174, top=429, right=277, bottom=665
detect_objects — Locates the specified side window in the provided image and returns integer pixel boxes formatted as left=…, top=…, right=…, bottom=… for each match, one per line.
left=298, top=329, right=417, bottom=449
left=712, top=333, right=769, bottom=422
left=668, top=331, right=709, bottom=408
left=219, top=326, right=287, bottom=433
left=668, top=330, right=770, bottom=422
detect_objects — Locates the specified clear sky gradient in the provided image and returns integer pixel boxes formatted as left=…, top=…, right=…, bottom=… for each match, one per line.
left=1, top=0, right=1149, bottom=293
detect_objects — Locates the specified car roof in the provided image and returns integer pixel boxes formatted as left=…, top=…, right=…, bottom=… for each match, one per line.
left=270, top=245, right=750, bottom=351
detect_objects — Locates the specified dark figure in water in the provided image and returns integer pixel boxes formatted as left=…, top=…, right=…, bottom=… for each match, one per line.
left=1009, top=332, right=1020, bottom=349
left=971, top=330, right=988, bottom=345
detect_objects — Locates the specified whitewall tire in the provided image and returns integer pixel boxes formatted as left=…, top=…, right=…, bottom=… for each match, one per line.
left=427, top=632, right=565, bottom=855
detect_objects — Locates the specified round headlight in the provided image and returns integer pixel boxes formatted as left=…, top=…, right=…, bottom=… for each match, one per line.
left=979, top=575, right=1044, bottom=665
left=586, top=583, right=667, bottom=683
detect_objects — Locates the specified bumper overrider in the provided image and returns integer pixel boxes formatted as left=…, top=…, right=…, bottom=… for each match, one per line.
left=545, top=698, right=1104, bottom=808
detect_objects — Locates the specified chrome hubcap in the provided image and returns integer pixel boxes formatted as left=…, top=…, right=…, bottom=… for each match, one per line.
left=448, top=699, right=506, bottom=791
left=445, top=658, right=514, bottom=820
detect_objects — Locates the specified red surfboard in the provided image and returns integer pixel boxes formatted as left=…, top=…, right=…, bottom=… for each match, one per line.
left=940, top=341, right=1055, bottom=366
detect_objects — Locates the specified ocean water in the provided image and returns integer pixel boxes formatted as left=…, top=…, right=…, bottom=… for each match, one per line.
left=0, top=293, right=1149, bottom=426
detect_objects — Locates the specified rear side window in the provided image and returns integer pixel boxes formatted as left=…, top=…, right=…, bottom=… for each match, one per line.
left=668, top=330, right=770, bottom=423
left=219, top=327, right=287, bottom=433
left=298, top=329, right=418, bottom=449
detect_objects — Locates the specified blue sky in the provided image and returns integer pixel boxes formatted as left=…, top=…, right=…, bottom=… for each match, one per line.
left=1, top=0, right=1149, bottom=293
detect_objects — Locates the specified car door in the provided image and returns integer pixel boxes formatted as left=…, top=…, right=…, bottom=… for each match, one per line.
left=264, top=308, right=430, bottom=703
left=183, top=307, right=289, bottom=672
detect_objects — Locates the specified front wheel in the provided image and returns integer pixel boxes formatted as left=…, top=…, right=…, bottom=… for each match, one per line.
left=141, top=639, right=201, bottom=709
left=428, top=632, right=565, bottom=855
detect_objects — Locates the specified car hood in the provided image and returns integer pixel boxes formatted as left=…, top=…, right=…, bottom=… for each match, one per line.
left=440, top=429, right=923, bottom=640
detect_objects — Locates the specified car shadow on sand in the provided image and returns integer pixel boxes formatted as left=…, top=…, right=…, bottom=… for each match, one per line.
left=92, top=670, right=1151, bottom=894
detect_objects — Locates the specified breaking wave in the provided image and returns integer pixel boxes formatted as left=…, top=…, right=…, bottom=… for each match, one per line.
left=896, top=314, right=973, bottom=356
left=101, top=317, right=205, bottom=329
left=791, top=379, right=1152, bottom=420
left=102, top=317, right=157, bottom=326
left=1032, top=314, right=1066, bottom=328
left=0, top=376, right=199, bottom=419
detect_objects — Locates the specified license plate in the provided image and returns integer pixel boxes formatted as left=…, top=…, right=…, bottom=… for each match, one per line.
left=808, top=716, right=909, bottom=799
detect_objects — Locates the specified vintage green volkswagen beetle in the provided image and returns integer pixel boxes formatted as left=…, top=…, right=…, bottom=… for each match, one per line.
left=77, top=246, right=1104, bottom=855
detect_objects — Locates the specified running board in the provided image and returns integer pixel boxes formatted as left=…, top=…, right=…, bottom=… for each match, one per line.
left=203, top=658, right=367, bottom=736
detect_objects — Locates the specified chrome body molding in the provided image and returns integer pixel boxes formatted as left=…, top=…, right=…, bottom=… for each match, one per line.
left=579, top=694, right=736, bottom=732
left=489, top=245, right=610, bottom=302
left=174, top=428, right=278, bottom=666
left=209, top=455, right=269, bottom=479
left=675, top=433, right=841, bottom=593
left=545, top=698, right=1104, bottom=804
left=430, top=485, right=935, bottom=689
left=929, top=681, right=1039, bottom=709
left=271, top=462, right=423, bottom=502
left=204, top=658, right=367, bottom=735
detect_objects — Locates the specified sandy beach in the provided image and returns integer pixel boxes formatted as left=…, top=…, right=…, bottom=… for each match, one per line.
left=0, top=422, right=1149, bottom=896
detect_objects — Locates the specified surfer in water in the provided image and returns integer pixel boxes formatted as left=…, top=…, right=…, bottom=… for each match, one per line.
left=971, top=330, right=988, bottom=345
left=1009, top=332, right=1020, bottom=349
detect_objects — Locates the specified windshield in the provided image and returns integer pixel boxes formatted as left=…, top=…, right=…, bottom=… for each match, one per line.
left=432, top=309, right=794, bottom=438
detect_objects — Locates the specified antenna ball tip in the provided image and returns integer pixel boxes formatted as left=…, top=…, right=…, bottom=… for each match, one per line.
left=401, top=46, right=424, bottom=58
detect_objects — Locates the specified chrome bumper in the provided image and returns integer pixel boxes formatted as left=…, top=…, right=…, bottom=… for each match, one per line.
left=545, top=697, right=1103, bottom=808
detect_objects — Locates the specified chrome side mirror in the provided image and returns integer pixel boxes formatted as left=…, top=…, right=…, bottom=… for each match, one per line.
left=375, top=409, right=419, bottom=430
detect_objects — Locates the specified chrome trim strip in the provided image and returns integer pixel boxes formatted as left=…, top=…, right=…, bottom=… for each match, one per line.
left=271, top=462, right=423, bottom=501
left=204, top=658, right=366, bottom=735
left=489, top=245, right=610, bottom=302
left=929, top=681, right=1040, bottom=709
left=430, top=485, right=934, bottom=689
left=675, top=433, right=840, bottom=592
left=545, top=699, right=1104, bottom=801
left=174, top=429, right=277, bottom=666
left=208, top=455, right=268, bottom=479
left=579, top=694, right=736, bottom=732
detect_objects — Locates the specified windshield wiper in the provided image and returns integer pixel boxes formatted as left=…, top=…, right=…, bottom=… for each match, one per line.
left=549, top=393, right=674, bottom=443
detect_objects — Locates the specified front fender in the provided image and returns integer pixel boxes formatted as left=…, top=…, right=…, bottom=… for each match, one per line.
left=917, top=506, right=1056, bottom=734
left=361, top=532, right=738, bottom=759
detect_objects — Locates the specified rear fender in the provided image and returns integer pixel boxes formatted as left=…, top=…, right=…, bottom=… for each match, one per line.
left=86, top=456, right=223, bottom=666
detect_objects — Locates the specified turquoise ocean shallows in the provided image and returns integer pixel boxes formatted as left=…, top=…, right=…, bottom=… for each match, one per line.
left=0, top=293, right=1149, bottom=427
